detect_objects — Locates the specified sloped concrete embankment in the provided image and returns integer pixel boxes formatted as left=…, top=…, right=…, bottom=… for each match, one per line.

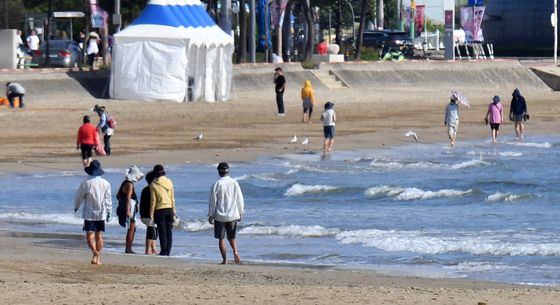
left=232, top=61, right=551, bottom=95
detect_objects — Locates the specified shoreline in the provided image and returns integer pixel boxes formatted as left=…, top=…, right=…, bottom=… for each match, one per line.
left=1, top=230, right=559, bottom=305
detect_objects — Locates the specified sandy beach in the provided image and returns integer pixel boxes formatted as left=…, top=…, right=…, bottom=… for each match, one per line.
left=1, top=62, right=560, bottom=304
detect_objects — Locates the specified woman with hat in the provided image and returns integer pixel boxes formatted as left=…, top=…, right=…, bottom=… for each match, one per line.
left=149, top=164, right=177, bottom=256
left=74, top=160, right=112, bottom=264
left=94, top=105, right=112, bottom=155
left=116, top=165, right=144, bottom=254
left=485, top=95, right=504, bottom=144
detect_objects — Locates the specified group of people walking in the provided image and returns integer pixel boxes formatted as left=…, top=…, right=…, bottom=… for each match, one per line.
left=74, top=158, right=245, bottom=265
left=444, top=88, right=528, bottom=147
left=273, top=67, right=337, bottom=152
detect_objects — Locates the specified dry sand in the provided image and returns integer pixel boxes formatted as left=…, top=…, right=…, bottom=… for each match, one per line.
left=0, top=64, right=559, bottom=304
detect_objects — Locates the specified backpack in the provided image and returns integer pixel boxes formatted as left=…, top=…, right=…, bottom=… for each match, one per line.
left=106, top=112, right=117, bottom=129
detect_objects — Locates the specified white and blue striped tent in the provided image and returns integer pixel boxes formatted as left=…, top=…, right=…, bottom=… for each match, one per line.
left=110, top=0, right=233, bottom=102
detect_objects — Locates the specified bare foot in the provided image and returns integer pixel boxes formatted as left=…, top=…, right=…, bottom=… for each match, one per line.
left=91, top=251, right=100, bottom=264
left=234, top=252, right=241, bottom=264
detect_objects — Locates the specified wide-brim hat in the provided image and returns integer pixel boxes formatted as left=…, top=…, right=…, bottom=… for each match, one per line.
left=85, top=160, right=104, bottom=176
left=125, top=165, right=144, bottom=183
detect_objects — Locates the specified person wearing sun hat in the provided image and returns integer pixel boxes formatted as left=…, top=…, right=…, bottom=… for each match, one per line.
left=485, top=95, right=504, bottom=144
left=116, top=165, right=144, bottom=254
left=74, top=160, right=112, bottom=265
left=208, top=162, right=245, bottom=264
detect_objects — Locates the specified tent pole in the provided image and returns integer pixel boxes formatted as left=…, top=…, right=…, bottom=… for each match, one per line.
left=250, top=0, right=256, bottom=63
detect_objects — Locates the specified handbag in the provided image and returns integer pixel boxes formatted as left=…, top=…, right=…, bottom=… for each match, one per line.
left=172, top=215, right=181, bottom=228
left=523, top=113, right=530, bottom=121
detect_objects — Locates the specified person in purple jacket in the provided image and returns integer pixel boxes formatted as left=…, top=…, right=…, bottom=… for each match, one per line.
left=485, top=95, right=504, bottom=144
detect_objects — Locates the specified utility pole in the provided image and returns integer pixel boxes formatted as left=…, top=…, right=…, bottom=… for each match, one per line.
left=249, top=0, right=256, bottom=62
left=114, top=0, right=121, bottom=33
left=46, top=0, right=52, bottom=66
left=555, top=0, right=558, bottom=63
left=219, top=0, right=232, bottom=35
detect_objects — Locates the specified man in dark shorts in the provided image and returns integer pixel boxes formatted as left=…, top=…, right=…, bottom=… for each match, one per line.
left=74, top=160, right=112, bottom=264
left=208, top=162, right=245, bottom=264
left=274, top=67, right=286, bottom=116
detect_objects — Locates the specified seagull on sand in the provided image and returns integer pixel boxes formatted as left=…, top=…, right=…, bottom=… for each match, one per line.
left=289, top=135, right=298, bottom=143
left=301, top=138, right=309, bottom=145
left=405, top=130, right=418, bottom=142
left=194, top=133, right=203, bottom=140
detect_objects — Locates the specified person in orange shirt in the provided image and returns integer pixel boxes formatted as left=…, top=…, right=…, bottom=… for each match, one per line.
left=77, top=115, right=99, bottom=167
left=301, top=80, right=317, bottom=123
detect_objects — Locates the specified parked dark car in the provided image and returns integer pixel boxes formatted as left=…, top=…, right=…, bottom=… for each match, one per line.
left=360, top=30, right=415, bottom=57
left=32, top=40, right=83, bottom=67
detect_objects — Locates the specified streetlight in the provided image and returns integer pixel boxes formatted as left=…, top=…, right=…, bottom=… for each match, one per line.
left=555, top=0, right=558, bottom=63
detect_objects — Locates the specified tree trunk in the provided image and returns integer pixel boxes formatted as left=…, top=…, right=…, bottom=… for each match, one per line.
left=282, top=0, right=294, bottom=62
left=376, top=0, right=384, bottom=29
left=354, top=0, right=369, bottom=60
left=302, top=0, right=314, bottom=61
left=334, top=0, right=343, bottom=47
left=236, top=0, right=247, bottom=63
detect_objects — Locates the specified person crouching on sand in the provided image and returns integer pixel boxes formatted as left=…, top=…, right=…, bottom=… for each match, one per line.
left=74, top=160, right=112, bottom=265
left=444, top=95, right=459, bottom=147
left=208, top=162, right=245, bottom=264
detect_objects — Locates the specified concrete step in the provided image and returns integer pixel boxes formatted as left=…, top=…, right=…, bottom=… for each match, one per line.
left=310, top=70, right=348, bottom=90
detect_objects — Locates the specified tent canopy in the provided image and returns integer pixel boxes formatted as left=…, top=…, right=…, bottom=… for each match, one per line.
left=110, top=0, right=234, bottom=102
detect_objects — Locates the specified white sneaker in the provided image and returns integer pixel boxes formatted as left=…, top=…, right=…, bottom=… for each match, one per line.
left=277, top=113, right=285, bottom=117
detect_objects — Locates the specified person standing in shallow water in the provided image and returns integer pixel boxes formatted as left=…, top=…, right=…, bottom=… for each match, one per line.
left=208, top=162, right=245, bottom=264
left=444, top=95, right=460, bottom=147
left=74, top=160, right=112, bottom=265
left=274, top=67, right=286, bottom=116
left=485, top=95, right=504, bottom=144
left=150, top=164, right=176, bottom=256
left=509, top=88, right=528, bottom=141
left=117, top=165, right=144, bottom=254
left=140, top=171, right=158, bottom=255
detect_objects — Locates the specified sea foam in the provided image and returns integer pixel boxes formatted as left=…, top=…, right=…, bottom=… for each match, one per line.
left=240, top=224, right=340, bottom=238
left=284, top=183, right=338, bottom=197
left=365, top=185, right=472, bottom=201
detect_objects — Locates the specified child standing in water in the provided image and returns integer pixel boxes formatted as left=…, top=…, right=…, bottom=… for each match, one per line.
left=321, top=102, right=336, bottom=151
left=485, top=95, right=504, bottom=144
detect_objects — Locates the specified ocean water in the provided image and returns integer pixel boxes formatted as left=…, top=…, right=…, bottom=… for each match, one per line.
left=1, top=135, right=559, bottom=286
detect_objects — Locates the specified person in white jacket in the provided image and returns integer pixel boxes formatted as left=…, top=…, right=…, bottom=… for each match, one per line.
left=444, top=96, right=460, bottom=147
left=208, top=162, right=245, bottom=264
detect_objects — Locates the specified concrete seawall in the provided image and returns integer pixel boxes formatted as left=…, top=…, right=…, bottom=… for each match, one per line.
left=0, top=60, right=553, bottom=103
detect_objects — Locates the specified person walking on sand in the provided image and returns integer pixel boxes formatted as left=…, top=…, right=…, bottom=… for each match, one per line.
left=94, top=105, right=112, bottom=155
left=76, top=115, right=99, bottom=167
left=74, top=160, right=112, bottom=265
left=301, top=80, right=317, bottom=123
left=6, top=82, right=25, bottom=108
left=321, top=102, right=336, bottom=152
left=208, top=162, right=245, bottom=264
left=444, top=95, right=460, bottom=147
left=150, top=164, right=176, bottom=256
left=509, top=88, right=528, bottom=141
left=274, top=67, right=286, bottom=116
left=485, top=95, right=504, bottom=144
left=140, top=171, right=158, bottom=255
left=116, top=165, right=144, bottom=254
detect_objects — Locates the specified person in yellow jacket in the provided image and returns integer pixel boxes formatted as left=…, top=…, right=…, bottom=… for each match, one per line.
left=301, top=80, right=317, bottom=123
left=149, top=164, right=176, bottom=256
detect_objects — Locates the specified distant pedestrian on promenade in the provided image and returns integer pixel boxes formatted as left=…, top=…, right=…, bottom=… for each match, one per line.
left=116, top=165, right=144, bottom=254
left=150, top=164, right=176, bottom=256
left=6, top=82, right=25, bottom=108
left=301, top=80, right=317, bottom=123
left=76, top=115, right=99, bottom=167
left=208, top=162, right=245, bottom=264
left=444, top=95, right=460, bottom=147
left=321, top=102, right=336, bottom=152
left=26, top=30, right=40, bottom=54
left=74, top=160, right=112, bottom=265
left=485, top=95, right=504, bottom=144
left=274, top=67, right=286, bottom=116
left=139, top=171, right=158, bottom=255
left=94, top=105, right=112, bottom=155
left=509, top=88, right=528, bottom=141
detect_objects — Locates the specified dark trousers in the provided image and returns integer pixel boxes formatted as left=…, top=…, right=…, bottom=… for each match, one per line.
left=154, top=208, right=174, bottom=256
left=104, top=134, right=111, bottom=155
left=8, top=93, right=24, bottom=108
left=275, top=91, right=285, bottom=114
